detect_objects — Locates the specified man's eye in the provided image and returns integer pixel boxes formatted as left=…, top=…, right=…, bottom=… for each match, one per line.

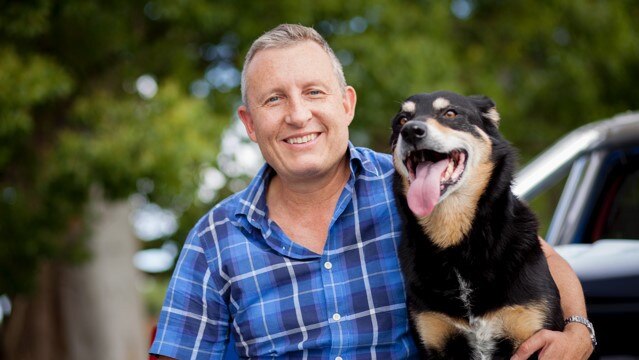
left=266, top=96, right=280, bottom=103
left=308, top=90, right=322, bottom=96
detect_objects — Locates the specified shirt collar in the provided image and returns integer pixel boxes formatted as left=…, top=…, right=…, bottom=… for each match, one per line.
left=234, top=142, right=378, bottom=225
left=348, top=142, right=379, bottom=178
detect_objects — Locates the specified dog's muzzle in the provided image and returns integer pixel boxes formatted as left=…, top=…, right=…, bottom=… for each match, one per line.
left=396, top=120, right=468, bottom=218
left=401, top=121, right=428, bottom=146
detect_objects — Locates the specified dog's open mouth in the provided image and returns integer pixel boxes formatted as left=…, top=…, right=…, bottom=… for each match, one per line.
left=403, top=148, right=467, bottom=217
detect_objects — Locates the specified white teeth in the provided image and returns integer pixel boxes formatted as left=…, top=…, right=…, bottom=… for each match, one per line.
left=286, top=133, right=317, bottom=144
left=451, top=153, right=466, bottom=179
left=442, top=160, right=454, bottom=181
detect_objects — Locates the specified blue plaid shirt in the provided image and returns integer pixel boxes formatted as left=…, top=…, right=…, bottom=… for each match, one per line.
left=150, top=144, right=419, bottom=359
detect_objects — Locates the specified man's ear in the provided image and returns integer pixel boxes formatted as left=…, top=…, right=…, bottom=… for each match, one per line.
left=469, top=95, right=500, bottom=128
left=342, top=86, right=357, bottom=126
left=238, top=105, right=257, bottom=142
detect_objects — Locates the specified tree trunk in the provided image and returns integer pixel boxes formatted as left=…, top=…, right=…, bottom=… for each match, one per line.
left=1, top=263, right=68, bottom=360
left=1, top=188, right=147, bottom=360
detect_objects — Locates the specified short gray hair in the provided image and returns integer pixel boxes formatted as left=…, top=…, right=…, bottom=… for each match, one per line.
left=240, top=24, right=347, bottom=105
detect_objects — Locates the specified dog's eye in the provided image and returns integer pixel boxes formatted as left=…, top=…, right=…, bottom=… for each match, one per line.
left=398, top=116, right=408, bottom=126
left=444, top=110, right=457, bottom=119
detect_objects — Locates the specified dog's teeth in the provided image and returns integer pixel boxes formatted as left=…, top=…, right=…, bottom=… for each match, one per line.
left=446, top=161, right=454, bottom=178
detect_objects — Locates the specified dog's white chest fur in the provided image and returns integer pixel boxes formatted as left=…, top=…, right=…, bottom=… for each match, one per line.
left=455, top=270, right=503, bottom=360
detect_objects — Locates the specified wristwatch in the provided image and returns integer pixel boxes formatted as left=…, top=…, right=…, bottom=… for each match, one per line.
left=565, top=315, right=597, bottom=348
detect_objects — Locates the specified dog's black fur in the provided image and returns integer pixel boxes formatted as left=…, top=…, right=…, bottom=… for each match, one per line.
left=390, top=91, right=563, bottom=359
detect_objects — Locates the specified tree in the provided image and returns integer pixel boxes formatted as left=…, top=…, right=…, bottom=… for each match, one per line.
left=0, top=1, right=224, bottom=358
left=1, top=0, right=638, bottom=358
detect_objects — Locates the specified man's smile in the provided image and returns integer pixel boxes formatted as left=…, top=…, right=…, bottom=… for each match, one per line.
left=284, top=132, right=319, bottom=145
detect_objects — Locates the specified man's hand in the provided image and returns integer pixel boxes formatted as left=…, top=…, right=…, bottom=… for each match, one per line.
left=518, top=238, right=592, bottom=359
left=511, top=322, right=593, bottom=360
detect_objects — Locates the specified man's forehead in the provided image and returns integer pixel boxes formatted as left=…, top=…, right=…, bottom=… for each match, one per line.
left=244, top=41, right=338, bottom=98
left=247, top=41, right=326, bottom=73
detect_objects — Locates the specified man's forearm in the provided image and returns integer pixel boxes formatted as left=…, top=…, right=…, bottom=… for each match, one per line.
left=511, top=239, right=593, bottom=360
left=540, top=238, right=593, bottom=346
left=540, top=239, right=587, bottom=318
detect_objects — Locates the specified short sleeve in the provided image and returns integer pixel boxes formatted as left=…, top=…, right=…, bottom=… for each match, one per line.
left=149, top=228, right=230, bottom=359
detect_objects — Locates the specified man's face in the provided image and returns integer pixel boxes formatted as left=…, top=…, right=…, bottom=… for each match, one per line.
left=238, top=41, right=356, bottom=183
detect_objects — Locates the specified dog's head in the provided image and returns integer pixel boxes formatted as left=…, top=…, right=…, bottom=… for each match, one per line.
left=390, top=91, right=500, bottom=219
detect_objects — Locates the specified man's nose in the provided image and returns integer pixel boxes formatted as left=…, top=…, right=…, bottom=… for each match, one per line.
left=284, top=95, right=312, bottom=127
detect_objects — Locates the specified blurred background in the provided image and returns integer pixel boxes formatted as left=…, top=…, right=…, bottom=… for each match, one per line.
left=1, top=0, right=638, bottom=359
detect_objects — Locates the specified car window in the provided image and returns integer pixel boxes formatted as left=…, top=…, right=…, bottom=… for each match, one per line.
left=588, top=149, right=639, bottom=242
left=529, top=175, right=568, bottom=237
left=596, top=167, right=639, bottom=240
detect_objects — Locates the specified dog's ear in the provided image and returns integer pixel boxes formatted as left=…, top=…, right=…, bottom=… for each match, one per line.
left=470, top=95, right=500, bottom=128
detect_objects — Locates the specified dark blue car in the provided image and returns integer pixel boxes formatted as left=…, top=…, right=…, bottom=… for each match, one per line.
left=514, top=111, right=639, bottom=359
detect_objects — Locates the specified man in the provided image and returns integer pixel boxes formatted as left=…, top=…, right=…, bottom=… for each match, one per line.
left=150, top=24, right=593, bottom=359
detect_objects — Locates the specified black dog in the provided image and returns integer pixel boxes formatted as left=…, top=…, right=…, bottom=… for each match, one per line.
left=390, top=91, right=563, bottom=359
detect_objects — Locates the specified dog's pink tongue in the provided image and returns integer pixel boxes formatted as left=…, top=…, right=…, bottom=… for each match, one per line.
left=407, top=159, right=449, bottom=217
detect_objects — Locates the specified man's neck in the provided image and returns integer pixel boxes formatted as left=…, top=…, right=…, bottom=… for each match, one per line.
left=265, top=157, right=351, bottom=254
left=267, top=157, right=351, bottom=210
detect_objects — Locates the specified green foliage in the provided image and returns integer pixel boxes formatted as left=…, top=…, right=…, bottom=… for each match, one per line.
left=336, top=1, right=639, bottom=157
left=0, top=0, right=224, bottom=295
left=1, top=0, right=638, bottom=295
left=0, top=46, right=74, bottom=167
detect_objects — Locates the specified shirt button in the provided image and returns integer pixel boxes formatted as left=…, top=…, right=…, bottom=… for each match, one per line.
left=324, top=261, right=332, bottom=270
left=332, top=313, right=341, bottom=321
left=335, top=357, right=343, bottom=360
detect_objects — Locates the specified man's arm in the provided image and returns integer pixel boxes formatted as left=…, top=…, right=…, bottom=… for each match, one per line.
left=511, top=239, right=593, bottom=360
left=149, top=229, right=230, bottom=359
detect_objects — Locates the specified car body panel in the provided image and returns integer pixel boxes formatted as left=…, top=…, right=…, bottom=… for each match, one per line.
left=514, top=112, right=639, bottom=358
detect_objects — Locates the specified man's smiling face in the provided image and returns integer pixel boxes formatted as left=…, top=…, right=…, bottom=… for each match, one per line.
left=238, top=41, right=356, bottom=183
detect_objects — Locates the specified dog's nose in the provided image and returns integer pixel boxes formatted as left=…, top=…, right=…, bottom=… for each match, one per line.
left=401, top=121, right=428, bottom=144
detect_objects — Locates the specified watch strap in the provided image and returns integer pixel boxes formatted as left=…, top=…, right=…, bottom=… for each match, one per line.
left=565, top=315, right=597, bottom=348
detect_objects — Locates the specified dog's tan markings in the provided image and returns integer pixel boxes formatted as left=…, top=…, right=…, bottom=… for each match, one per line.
left=413, top=311, right=466, bottom=350
left=393, top=139, right=410, bottom=179
left=433, top=97, right=450, bottom=111
left=426, top=118, right=453, bottom=134
left=483, top=108, right=501, bottom=127
left=485, top=302, right=548, bottom=348
left=414, top=124, right=494, bottom=248
left=402, top=101, right=416, bottom=113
